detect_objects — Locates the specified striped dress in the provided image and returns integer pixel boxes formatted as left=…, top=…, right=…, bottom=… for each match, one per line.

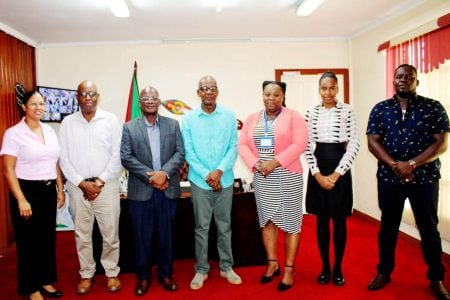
left=253, top=113, right=304, bottom=234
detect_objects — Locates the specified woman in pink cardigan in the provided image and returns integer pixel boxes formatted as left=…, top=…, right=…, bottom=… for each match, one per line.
left=238, top=81, right=308, bottom=291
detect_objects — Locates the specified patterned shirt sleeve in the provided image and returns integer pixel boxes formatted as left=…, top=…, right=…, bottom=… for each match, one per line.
left=366, top=101, right=384, bottom=135
left=430, top=100, right=450, bottom=134
left=304, top=107, right=320, bottom=175
left=335, top=106, right=360, bottom=175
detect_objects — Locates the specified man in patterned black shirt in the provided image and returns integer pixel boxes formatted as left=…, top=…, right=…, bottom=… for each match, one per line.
left=366, top=64, right=450, bottom=300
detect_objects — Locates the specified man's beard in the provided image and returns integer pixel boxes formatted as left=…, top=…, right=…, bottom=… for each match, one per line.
left=396, top=90, right=415, bottom=98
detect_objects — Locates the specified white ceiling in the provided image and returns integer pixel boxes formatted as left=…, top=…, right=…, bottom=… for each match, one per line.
left=0, top=0, right=425, bottom=46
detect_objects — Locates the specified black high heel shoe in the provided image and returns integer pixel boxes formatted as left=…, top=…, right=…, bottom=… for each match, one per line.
left=41, top=286, right=63, bottom=298
left=278, top=265, right=295, bottom=291
left=260, top=260, right=280, bottom=284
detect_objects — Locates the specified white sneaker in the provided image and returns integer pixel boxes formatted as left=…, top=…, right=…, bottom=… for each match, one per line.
left=190, top=273, right=208, bottom=290
left=220, top=269, right=242, bottom=285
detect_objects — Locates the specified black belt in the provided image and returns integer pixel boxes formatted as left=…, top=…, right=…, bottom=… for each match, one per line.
left=18, top=179, right=56, bottom=185
left=85, top=177, right=99, bottom=182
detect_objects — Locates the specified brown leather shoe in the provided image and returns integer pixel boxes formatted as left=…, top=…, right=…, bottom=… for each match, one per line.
left=367, top=273, right=390, bottom=291
left=158, top=277, right=178, bottom=291
left=135, top=279, right=150, bottom=296
left=106, top=277, right=121, bottom=292
left=76, top=278, right=94, bottom=295
left=430, top=280, right=450, bottom=300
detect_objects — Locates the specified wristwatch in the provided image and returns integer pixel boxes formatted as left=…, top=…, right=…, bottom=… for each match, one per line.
left=408, top=160, right=417, bottom=169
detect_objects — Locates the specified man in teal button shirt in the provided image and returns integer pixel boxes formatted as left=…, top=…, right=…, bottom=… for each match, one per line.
left=182, top=75, right=242, bottom=290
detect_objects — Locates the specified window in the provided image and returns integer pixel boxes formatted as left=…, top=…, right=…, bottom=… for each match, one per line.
left=385, top=25, right=450, bottom=242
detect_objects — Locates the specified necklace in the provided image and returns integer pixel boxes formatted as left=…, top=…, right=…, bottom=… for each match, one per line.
left=402, top=109, right=407, bottom=121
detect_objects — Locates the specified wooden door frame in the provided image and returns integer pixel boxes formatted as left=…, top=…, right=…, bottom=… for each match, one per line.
left=275, top=68, right=350, bottom=104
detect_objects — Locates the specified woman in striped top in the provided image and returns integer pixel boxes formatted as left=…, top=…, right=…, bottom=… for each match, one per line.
left=238, top=81, right=308, bottom=291
left=304, top=71, right=360, bottom=287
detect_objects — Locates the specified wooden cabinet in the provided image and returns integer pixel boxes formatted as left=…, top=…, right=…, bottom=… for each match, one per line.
left=93, top=192, right=266, bottom=273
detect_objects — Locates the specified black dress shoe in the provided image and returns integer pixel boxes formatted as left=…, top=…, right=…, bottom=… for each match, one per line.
left=261, top=268, right=280, bottom=284
left=430, top=280, right=450, bottom=300
left=278, top=281, right=293, bottom=291
left=41, top=287, right=63, bottom=298
left=317, top=273, right=331, bottom=285
left=332, top=274, right=345, bottom=287
left=135, top=279, right=150, bottom=296
left=367, top=273, right=390, bottom=291
left=158, top=277, right=178, bottom=291
left=277, top=265, right=295, bottom=291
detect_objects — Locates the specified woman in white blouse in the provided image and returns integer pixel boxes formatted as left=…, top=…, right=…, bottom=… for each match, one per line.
left=304, top=71, right=360, bottom=287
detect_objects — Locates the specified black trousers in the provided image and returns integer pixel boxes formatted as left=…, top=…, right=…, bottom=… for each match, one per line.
left=128, top=190, right=177, bottom=280
left=10, top=179, right=58, bottom=295
left=376, top=181, right=445, bottom=280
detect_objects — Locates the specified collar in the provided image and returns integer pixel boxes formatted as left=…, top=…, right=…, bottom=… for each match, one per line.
left=18, top=117, right=28, bottom=128
left=319, top=102, right=342, bottom=110
left=393, top=93, right=418, bottom=103
left=264, top=107, right=283, bottom=118
left=196, top=104, right=223, bottom=116
left=73, top=108, right=107, bottom=123
left=144, top=115, right=159, bottom=127
left=17, top=117, right=32, bottom=133
left=18, top=117, right=52, bottom=135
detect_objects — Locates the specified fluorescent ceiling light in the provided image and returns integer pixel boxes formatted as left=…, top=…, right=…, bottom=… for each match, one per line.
left=296, top=0, right=325, bottom=16
left=109, top=0, right=130, bottom=18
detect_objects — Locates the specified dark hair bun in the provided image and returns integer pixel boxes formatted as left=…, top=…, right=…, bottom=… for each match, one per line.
left=262, top=80, right=286, bottom=94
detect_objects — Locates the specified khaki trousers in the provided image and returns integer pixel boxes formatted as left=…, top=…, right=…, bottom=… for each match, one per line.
left=67, top=180, right=121, bottom=278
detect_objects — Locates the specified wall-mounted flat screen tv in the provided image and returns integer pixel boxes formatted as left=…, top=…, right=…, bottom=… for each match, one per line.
left=37, top=86, right=79, bottom=122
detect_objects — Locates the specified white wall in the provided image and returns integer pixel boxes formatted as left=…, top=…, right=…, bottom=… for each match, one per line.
left=350, top=0, right=450, bottom=252
left=37, top=40, right=349, bottom=178
left=36, top=0, right=450, bottom=251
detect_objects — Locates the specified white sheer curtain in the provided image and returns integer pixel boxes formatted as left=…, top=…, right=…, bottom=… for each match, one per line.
left=402, top=60, right=450, bottom=242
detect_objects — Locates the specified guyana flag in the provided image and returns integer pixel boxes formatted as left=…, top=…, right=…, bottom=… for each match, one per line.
left=125, top=61, right=140, bottom=121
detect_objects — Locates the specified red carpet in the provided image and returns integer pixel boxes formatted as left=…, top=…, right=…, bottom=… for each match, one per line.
left=1, top=214, right=448, bottom=299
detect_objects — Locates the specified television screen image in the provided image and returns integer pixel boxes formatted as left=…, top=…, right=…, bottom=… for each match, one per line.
left=37, top=86, right=79, bottom=122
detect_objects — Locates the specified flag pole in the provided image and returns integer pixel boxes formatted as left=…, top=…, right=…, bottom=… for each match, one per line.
left=125, top=61, right=140, bottom=121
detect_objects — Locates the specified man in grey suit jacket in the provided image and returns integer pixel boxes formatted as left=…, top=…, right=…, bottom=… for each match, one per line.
left=120, top=86, right=184, bottom=296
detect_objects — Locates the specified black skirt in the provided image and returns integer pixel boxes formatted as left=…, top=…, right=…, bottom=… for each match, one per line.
left=305, top=143, right=353, bottom=217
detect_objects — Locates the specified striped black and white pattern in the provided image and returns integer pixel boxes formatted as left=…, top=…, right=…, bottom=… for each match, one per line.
left=253, top=113, right=304, bottom=234
left=304, top=103, right=360, bottom=175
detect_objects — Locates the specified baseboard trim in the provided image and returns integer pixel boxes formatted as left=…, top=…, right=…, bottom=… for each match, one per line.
left=353, top=209, right=450, bottom=264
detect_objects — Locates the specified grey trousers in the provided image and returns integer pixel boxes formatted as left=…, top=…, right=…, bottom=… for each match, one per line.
left=190, top=182, right=234, bottom=274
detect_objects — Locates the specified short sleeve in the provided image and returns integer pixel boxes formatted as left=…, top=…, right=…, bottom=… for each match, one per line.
left=431, top=101, right=450, bottom=134
left=0, top=128, right=19, bottom=157
left=366, top=103, right=383, bottom=135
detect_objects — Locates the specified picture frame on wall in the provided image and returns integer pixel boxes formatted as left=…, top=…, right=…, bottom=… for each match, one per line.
left=37, top=86, right=79, bottom=122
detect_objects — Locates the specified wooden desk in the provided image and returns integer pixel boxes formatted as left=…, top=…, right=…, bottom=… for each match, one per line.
left=94, top=192, right=265, bottom=273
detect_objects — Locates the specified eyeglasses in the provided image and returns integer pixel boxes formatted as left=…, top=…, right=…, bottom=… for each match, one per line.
left=140, top=96, right=160, bottom=103
left=198, top=86, right=218, bottom=93
left=27, top=102, right=46, bottom=108
left=78, top=91, right=98, bottom=98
